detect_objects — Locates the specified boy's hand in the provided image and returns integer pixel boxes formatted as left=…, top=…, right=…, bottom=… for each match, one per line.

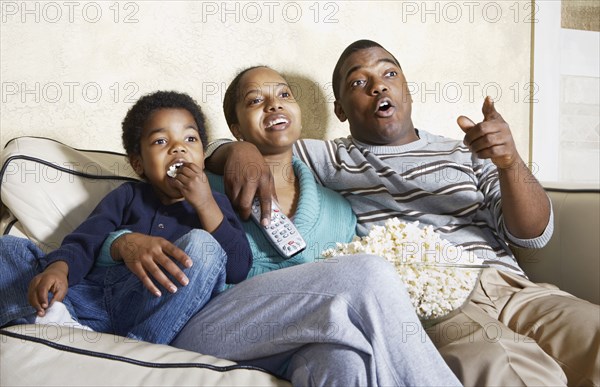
left=457, top=96, right=519, bottom=170
left=170, top=162, right=225, bottom=233
left=28, top=261, right=69, bottom=316
left=113, top=232, right=192, bottom=297
left=170, top=162, right=213, bottom=210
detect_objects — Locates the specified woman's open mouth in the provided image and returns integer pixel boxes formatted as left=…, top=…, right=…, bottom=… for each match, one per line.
left=264, top=115, right=290, bottom=131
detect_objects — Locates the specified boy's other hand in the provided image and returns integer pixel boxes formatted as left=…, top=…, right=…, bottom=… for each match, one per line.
left=114, top=233, right=192, bottom=297
left=28, top=260, right=69, bottom=316
left=171, top=162, right=213, bottom=210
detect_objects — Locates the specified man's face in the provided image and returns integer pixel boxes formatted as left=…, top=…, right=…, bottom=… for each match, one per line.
left=334, top=46, right=416, bottom=146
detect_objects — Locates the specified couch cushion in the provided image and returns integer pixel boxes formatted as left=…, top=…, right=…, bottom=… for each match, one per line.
left=0, top=325, right=289, bottom=386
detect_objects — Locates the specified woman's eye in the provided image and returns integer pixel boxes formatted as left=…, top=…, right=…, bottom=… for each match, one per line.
left=280, top=91, right=290, bottom=98
left=249, top=97, right=263, bottom=105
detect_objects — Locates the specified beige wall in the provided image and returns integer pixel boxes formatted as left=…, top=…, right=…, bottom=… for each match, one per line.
left=1, top=0, right=532, bottom=159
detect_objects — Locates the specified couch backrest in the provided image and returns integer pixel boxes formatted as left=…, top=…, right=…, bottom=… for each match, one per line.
left=515, top=185, right=600, bottom=304
left=0, top=137, right=139, bottom=252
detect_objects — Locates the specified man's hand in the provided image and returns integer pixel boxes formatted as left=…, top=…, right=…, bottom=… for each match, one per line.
left=456, top=96, right=550, bottom=239
left=112, top=233, right=192, bottom=297
left=457, top=96, right=519, bottom=170
left=28, top=261, right=69, bottom=317
left=208, top=141, right=276, bottom=224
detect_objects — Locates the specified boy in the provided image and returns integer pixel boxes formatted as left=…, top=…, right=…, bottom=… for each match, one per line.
left=0, top=91, right=252, bottom=344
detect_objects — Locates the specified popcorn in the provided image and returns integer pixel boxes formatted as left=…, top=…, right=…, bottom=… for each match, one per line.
left=321, top=218, right=484, bottom=321
left=167, top=162, right=183, bottom=178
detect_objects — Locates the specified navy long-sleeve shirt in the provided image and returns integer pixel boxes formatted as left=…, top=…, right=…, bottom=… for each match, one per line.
left=44, top=182, right=252, bottom=285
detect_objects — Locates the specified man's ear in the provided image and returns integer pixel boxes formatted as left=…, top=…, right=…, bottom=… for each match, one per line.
left=129, top=155, right=144, bottom=177
left=334, top=101, right=347, bottom=122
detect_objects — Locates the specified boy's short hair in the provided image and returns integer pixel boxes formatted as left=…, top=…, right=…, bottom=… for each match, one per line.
left=122, top=91, right=207, bottom=157
left=331, top=40, right=402, bottom=101
left=223, top=65, right=268, bottom=128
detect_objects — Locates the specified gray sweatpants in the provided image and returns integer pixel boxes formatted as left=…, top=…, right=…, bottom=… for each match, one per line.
left=172, top=254, right=461, bottom=386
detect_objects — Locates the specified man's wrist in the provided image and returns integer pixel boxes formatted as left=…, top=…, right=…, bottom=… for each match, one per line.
left=204, top=138, right=234, bottom=160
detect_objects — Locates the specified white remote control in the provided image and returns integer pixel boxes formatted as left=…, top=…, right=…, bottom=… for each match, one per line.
left=251, top=198, right=307, bottom=258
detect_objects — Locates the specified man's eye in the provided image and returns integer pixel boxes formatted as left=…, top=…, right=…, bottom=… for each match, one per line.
left=386, top=70, right=398, bottom=77
left=280, top=91, right=290, bottom=98
left=351, top=79, right=366, bottom=87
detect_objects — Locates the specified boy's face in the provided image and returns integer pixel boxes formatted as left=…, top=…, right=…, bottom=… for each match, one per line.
left=231, top=67, right=302, bottom=156
left=334, top=46, right=416, bottom=146
left=130, top=108, right=204, bottom=203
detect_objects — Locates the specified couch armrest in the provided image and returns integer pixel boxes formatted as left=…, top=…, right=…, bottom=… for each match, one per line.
left=513, top=183, right=600, bottom=304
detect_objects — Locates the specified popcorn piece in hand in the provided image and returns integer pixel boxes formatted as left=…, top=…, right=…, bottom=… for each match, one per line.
left=167, top=162, right=183, bottom=178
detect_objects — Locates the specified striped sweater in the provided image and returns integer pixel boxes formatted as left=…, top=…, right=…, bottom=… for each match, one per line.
left=293, top=130, right=553, bottom=277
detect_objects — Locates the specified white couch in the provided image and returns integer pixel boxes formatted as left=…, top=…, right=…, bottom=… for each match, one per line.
left=1, top=137, right=598, bottom=386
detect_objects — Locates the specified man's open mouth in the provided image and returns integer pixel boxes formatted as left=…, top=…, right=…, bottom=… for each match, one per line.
left=377, top=100, right=393, bottom=112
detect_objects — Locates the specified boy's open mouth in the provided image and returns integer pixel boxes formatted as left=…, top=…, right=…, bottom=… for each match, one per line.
left=167, top=162, right=183, bottom=178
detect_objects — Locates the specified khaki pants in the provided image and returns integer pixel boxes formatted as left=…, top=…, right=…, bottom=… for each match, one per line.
left=426, top=268, right=600, bottom=387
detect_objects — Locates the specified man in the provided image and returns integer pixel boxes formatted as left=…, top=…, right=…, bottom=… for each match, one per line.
left=208, top=39, right=599, bottom=386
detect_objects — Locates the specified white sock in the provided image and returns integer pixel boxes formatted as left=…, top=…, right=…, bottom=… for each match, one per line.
left=35, top=301, right=93, bottom=331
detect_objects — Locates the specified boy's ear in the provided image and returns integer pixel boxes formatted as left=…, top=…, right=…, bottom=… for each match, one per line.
left=334, top=100, right=347, bottom=122
left=129, top=155, right=144, bottom=177
left=230, top=124, right=244, bottom=141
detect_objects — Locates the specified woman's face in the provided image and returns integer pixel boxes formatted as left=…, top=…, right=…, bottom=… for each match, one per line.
left=231, top=67, right=302, bottom=156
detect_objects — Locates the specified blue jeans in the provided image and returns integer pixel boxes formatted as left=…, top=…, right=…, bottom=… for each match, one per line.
left=0, top=230, right=227, bottom=344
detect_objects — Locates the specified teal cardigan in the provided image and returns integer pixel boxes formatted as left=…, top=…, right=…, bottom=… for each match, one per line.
left=208, top=157, right=357, bottom=279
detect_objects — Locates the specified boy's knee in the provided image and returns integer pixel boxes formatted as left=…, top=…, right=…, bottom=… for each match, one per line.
left=177, top=230, right=226, bottom=266
left=0, top=236, right=43, bottom=264
left=0, top=236, right=30, bottom=250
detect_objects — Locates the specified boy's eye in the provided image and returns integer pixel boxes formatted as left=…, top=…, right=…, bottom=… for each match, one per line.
left=185, top=136, right=198, bottom=142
